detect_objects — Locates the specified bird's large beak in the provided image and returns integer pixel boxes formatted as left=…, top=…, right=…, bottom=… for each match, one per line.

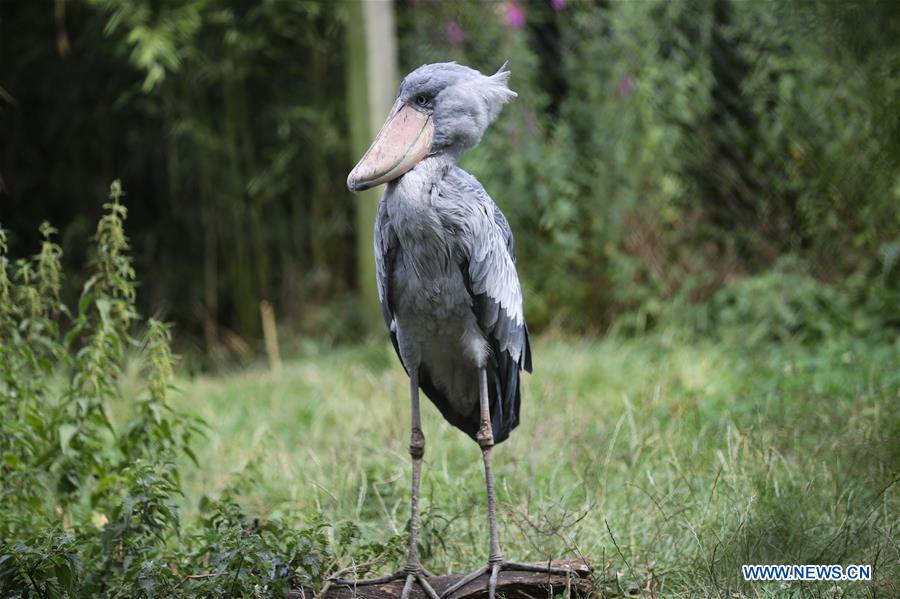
left=347, top=99, right=433, bottom=192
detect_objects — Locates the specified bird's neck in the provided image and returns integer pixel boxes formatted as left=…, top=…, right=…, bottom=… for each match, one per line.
left=385, top=153, right=459, bottom=256
left=389, top=153, right=457, bottom=199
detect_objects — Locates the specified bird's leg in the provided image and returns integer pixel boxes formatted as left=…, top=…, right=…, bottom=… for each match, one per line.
left=441, top=369, right=573, bottom=599
left=402, top=371, right=439, bottom=599
left=332, top=371, right=438, bottom=599
left=476, top=368, right=504, bottom=568
left=441, top=368, right=502, bottom=599
left=476, top=367, right=504, bottom=599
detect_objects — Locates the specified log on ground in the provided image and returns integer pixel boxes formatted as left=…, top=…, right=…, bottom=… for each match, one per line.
left=291, top=559, right=594, bottom=599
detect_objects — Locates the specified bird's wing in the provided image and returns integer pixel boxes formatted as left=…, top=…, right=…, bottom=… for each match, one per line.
left=451, top=169, right=532, bottom=442
left=455, top=169, right=532, bottom=369
left=490, top=192, right=518, bottom=264
left=374, top=197, right=401, bottom=355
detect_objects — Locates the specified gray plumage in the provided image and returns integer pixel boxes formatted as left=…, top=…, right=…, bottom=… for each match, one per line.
left=338, top=62, right=559, bottom=597
left=373, top=63, right=530, bottom=444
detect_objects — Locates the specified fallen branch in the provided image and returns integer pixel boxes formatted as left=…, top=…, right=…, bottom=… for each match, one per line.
left=291, top=559, right=593, bottom=599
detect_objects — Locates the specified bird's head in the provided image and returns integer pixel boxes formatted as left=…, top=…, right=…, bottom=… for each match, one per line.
left=347, top=62, right=516, bottom=192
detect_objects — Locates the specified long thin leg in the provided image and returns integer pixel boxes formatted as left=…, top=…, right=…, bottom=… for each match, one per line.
left=476, top=368, right=503, bottom=599
left=402, top=370, right=439, bottom=599
left=332, top=370, right=438, bottom=599
left=442, top=368, right=500, bottom=599
left=441, top=370, right=581, bottom=599
left=406, top=370, right=426, bottom=565
left=442, top=370, right=582, bottom=599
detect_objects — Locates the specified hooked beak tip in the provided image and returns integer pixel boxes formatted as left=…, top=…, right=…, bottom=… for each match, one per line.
left=346, top=172, right=372, bottom=193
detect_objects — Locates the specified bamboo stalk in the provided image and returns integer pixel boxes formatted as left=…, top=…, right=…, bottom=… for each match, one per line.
left=259, top=300, right=282, bottom=374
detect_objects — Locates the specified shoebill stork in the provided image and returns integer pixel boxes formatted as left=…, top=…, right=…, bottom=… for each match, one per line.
left=338, top=63, right=567, bottom=599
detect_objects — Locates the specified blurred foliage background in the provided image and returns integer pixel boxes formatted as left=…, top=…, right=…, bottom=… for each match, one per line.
left=1, top=0, right=898, bottom=356
left=2, top=2, right=899, bottom=596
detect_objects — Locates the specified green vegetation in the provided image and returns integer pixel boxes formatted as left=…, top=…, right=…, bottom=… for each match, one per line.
left=2, top=0, right=899, bottom=597
left=175, top=327, right=899, bottom=597
left=0, top=192, right=352, bottom=596
left=3, top=1, right=898, bottom=345
left=2, top=195, right=896, bottom=596
left=407, top=0, right=900, bottom=332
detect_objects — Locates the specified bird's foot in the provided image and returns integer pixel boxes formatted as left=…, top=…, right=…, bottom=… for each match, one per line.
left=331, top=561, right=439, bottom=599
left=440, top=559, right=575, bottom=599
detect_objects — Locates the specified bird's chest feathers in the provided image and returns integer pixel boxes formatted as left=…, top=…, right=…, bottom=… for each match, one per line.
left=386, top=190, right=467, bottom=312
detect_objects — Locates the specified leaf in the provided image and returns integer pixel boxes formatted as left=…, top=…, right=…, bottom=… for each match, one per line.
left=183, top=444, right=199, bottom=467
left=59, top=424, right=78, bottom=456
left=96, top=298, right=112, bottom=326
left=78, top=282, right=96, bottom=315
left=54, top=562, right=74, bottom=594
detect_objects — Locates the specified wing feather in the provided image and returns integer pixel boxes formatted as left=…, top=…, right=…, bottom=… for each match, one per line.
left=453, top=169, right=532, bottom=443
left=374, top=198, right=401, bottom=359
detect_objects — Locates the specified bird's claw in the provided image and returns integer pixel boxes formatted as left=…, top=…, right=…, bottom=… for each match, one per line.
left=402, top=570, right=440, bottom=599
left=440, top=560, right=575, bottom=599
left=439, top=564, right=489, bottom=599
left=332, top=563, right=439, bottom=599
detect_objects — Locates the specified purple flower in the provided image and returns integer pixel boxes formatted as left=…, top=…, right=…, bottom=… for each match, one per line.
left=523, top=107, right=538, bottom=133
left=550, top=0, right=567, bottom=11
left=504, top=2, right=526, bottom=31
left=445, top=20, right=466, bottom=44
left=615, top=75, right=635, bottom=99
left=505, top=120, right=522, bottom=148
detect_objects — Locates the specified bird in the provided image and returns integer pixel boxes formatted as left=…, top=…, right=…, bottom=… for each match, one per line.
left=336, top=62, right=569, bottom=599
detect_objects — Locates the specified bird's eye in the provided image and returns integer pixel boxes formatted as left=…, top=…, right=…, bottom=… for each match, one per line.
left=415, top=95, right=430, bottom=108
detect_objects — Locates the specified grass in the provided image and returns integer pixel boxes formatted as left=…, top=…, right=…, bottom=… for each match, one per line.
left=171, top=330, right=899, bottom=597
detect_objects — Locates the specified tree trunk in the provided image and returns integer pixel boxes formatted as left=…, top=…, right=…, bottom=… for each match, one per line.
left=345, top=0, right=398, bottom=331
